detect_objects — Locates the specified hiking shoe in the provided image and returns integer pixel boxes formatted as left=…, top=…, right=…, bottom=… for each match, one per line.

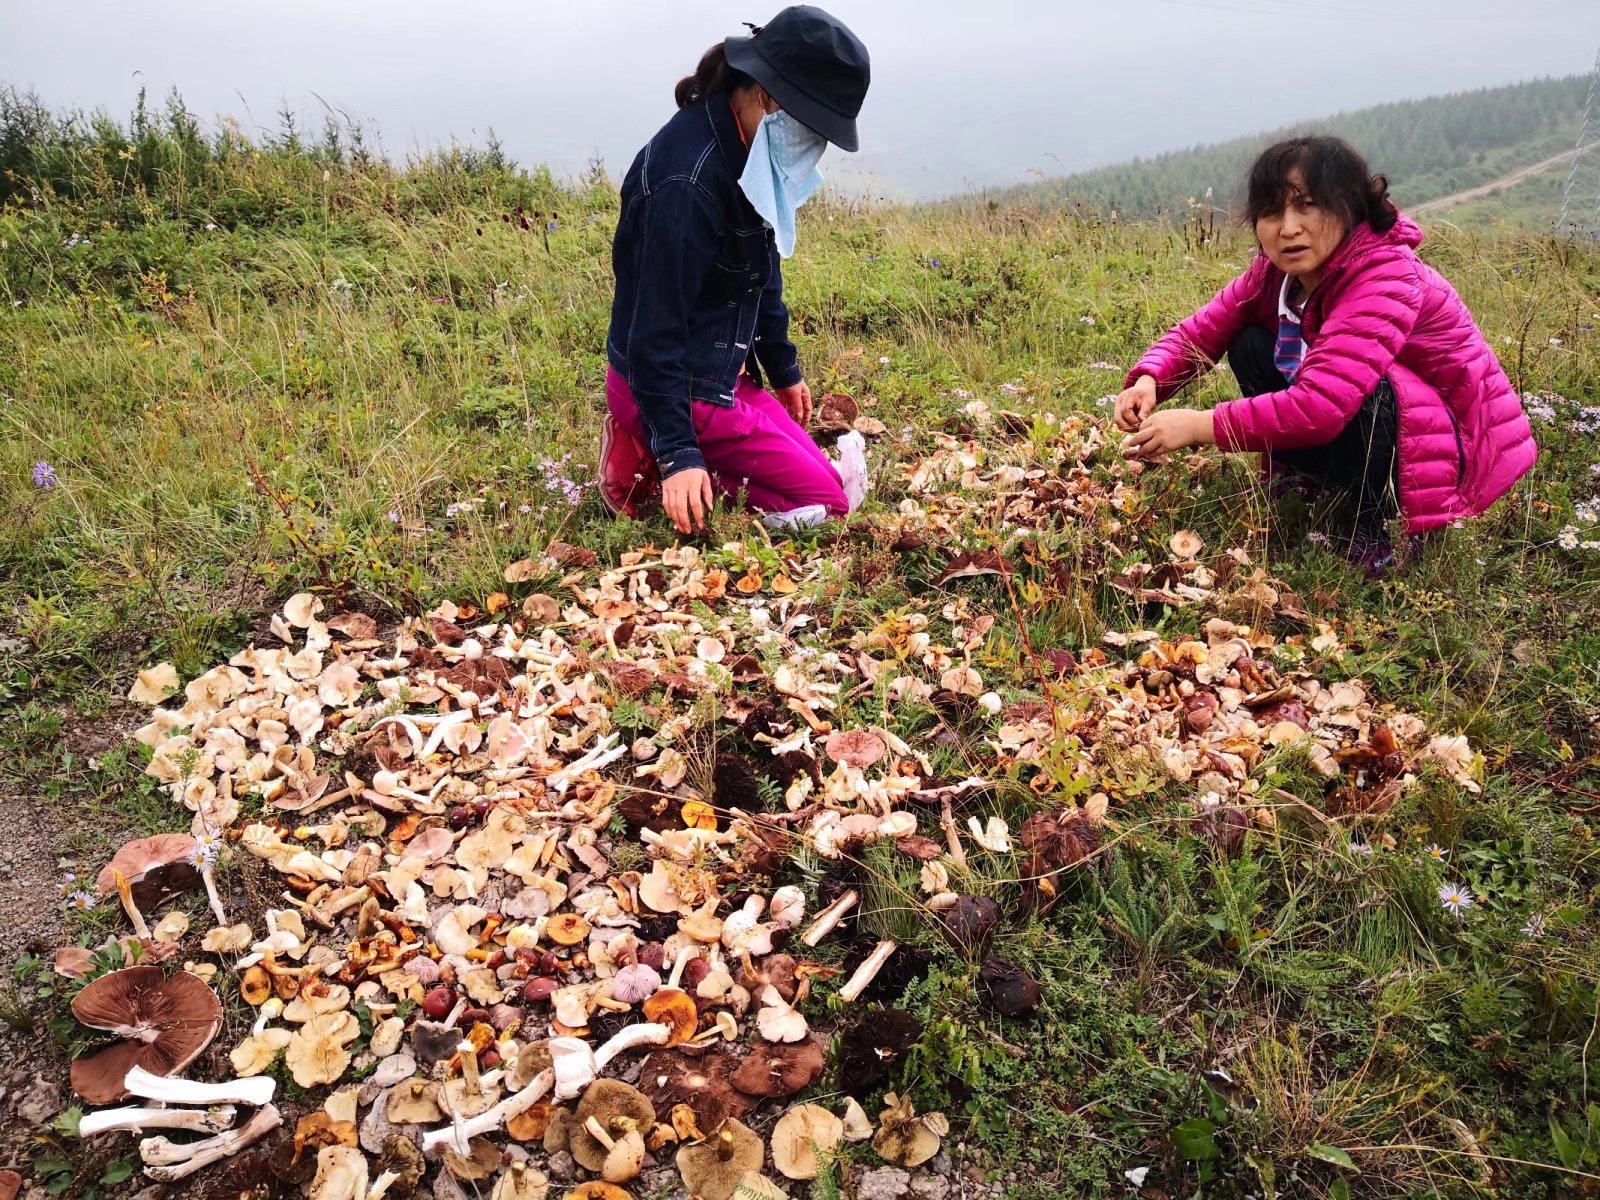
left=598, top=415, right=658, bottom=519
left=1342, top=527, right=1425, bottom=578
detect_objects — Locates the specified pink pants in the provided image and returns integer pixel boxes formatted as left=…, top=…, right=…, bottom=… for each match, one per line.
left=606, top=369, right=847, bottom=515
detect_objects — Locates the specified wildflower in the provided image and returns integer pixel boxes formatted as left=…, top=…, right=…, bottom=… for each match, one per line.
left=518, top=503, right=533, bottom=514
left=204, top=222, right=218, bottom=231
left=1079, top=315, right=1096, bottom=325
left=1088, top=361, right=1119, bottom=370
left=186, top=844, right=216, bottom=868
left=928, top=258, right=941, bottom=268
left=1095, top=395, right=1112, bottom=407
left=1348, top=841, right=1374, bottom=858
left=1521, top=913, right=1545, bottom=939
left=58, top=871, right=79, bottom=896
left=547, top=220, right=558, bottom=233
left=865, top=253, right=877, bottom=261
left=32, top=461, right=57, bottom=489
left=385, top=511, right=401, bottom=523
left=1307, top=531, right=1329, bottom=546
left=1421, top=843, right=1448, bottom=864
left=1000, top=382, right=1021, bottom=394
left=1437, top=882, right=1474, bottom=919
left=67, top=890, right=97, bottom=911
left=878, top=356, right=890, bottom=365
left=1558, top=526, right=1581, bottom=551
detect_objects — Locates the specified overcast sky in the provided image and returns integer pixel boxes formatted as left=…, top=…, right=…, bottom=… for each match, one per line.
left=4, top=0, right=1596, bottom=198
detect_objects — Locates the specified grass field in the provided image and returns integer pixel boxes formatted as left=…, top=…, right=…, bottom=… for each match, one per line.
left=3, top=106, right=1600, bottom=1198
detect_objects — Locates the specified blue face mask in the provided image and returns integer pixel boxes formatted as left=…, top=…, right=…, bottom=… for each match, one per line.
left=737, top=110, right=826, bottom=258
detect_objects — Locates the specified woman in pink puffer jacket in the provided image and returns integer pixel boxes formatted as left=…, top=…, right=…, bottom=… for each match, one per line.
left=1119, top=135, right=1535, bottom=573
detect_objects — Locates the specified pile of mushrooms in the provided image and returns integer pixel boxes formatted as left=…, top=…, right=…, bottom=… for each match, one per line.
left=58, top=412, right=1477, bottom=1192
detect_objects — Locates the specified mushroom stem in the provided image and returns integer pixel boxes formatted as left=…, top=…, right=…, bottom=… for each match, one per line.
left=838, top=939, right=897, bottom=1002
left=122, top=1066, right=276, bottom=1108
left=140, top=1104, right=281, bottom=1182
left=457, top=1041, right=483, bottom=1097
left=112, top=870, right=152, bottom=940
left=199, top=861, right=228, bottom=927
left=419, top=1066, right=554, bottom=1156
left=443, top=997, right=469, bottom=1029
left=801, top=891, right=858, bottom=947
left=79, top=1105, right=237, bottom=1138
left=584, top=1115, right=618, bottom=1151
left=251, top=997, right=284, bottom=1036
left=940, top=795, right=968, bottom=866
left=366, top=1170, right=401, bottom=1200
left=715, top=1125, right=737, bottom=1162
left=593, top=1021, right=671, bottom=1071
left=665, top=944, right=696, bottom=990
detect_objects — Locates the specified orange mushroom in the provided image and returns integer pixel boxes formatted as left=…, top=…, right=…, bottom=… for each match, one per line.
left=642, top=989, right=698, bottom=1046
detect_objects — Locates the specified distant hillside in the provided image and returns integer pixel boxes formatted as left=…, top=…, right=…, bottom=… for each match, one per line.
left=997, top=76, right=1587, bottom=221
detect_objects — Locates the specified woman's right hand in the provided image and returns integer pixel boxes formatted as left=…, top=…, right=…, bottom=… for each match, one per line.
left=1114, top=375, right=1158, bottom=432
left=662, top=467, right=714, bottom=534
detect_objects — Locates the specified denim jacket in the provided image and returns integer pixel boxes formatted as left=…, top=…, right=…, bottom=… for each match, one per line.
left=607, top=97, right=804, bottom=478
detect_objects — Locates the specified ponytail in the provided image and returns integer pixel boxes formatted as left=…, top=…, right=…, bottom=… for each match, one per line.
left=1365, top=172, right=1398, bottom=233
left=674, top=44, right=754, bottom=108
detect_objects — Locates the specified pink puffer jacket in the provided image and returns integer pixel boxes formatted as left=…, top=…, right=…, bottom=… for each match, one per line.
left=1127, top=215, right=1536, bottom=534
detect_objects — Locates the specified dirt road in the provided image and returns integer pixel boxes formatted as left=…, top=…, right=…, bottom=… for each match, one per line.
left=1412, top=148, right=1579, bottom=215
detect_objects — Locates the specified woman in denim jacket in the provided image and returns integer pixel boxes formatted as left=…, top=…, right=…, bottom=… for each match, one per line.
left=599, top=6, right=871, bottom=534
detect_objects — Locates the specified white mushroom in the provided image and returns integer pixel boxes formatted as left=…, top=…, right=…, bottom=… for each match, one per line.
left=80, top=1106, right=237, bottom=1138
left=139, top=1104, right=282, bottom=1182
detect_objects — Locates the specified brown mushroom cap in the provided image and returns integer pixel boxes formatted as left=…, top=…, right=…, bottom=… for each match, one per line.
left=824, top=730, right=886, bottom=770
left=568, top=1080, right=656, bottom=1173
left=69, top=965, right=222, bottom=1103
left=560, top=1185, right=634, bottom=1200
left=735, top=953, right=798, bottom=1003
left=730, top=1038, right=825, bottom=1099
left=442, top=1137, right=502, bottom=1181
left=94, top=834, right=200, bottom=904
left=676, top=1120, right=765, bottom=1200
left=373, top=1135, right=425, bottom=1193
left=543, top=1106, right=578, bottom=1154
left=386, top=1077, right=445, bottom=1123
left=641, top=989, right=698, bottom=1045
left=638, top=1048, right=754, bottom=1133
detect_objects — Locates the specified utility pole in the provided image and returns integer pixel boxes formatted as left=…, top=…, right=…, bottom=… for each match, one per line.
left=1559, top=44, right=1600, bottom=236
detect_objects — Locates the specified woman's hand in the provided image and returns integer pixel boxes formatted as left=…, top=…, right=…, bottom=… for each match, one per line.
left=775, top=380, right=813, bottom=426
left=1114, top=375, right=1159, bottom=433
left=1122, top=409, right=1216, bottom=460
left=662, top=467, right=714, bottom=534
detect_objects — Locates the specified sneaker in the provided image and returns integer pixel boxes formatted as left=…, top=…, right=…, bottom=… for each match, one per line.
left=761, top=504, right=829, bottom=533
left=598, top=415, right=658, bottom=519
left=834, top=430, right=870, bottom=512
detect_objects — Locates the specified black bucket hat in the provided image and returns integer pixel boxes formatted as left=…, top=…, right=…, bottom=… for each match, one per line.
left=723, top=6, right=870, bottom=152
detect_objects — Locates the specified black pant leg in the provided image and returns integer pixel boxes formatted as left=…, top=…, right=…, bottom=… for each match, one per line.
left=1315, top=379, right=1400, bottom=534
left=1226, top=325, right=1288, bottom=398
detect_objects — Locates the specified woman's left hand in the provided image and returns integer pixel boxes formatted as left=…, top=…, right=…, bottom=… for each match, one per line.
left=1122, top=409, right=1216, bottom=460
left=775, top=380, right=812, bottom=426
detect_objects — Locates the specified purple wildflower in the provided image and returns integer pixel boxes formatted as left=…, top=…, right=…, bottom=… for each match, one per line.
left=32, top=461, right=57, bottom=489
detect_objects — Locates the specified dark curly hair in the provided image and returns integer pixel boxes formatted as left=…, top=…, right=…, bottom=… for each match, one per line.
left=1244, top=135, right=1397, bottom=235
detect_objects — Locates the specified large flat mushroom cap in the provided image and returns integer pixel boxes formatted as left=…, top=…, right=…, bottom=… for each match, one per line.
left=69, top=966, right=222, bottom=1103
left=95, top=834, right=201, bottom=907
left=569, top=1079, right=656, bottom=1173
left=824, top=730, right=886, bottom=770
left=730, top=1038, right=824, bottom=1098
left=637, top=1048, right=753, bottom=1135
left=676, top=1119, right=765, bottom=1200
